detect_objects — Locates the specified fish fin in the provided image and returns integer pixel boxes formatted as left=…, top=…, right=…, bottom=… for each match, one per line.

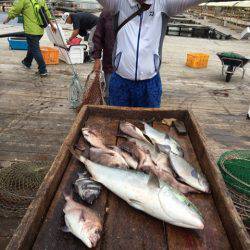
left=77, top=172, right=88, bottom=179
left=147, top=174, right=160, bottom=188
left=143, top=133, right=154, bottom=145
left=102, top=151, right=116, bottom=157
left=177, top=146, right=184, bottom=157
left=128, top=199, right=143, bottom=210
left=90, top=175, right=100, bottom=184
left=164, top=133, right=170, bottom=140
left=175, top=175, right=184, bottom=182
left=61, top=226, right=70, bottom=233
left=74, top=144, right=86, bottom=152
left=116, top=131, right=129, bottom=139
left=68, top=146, right=87, bottom=164
left=79, top=210, right=86, bottom=222
left=154, top=144, right=161, bottom=153
left=108, top=146, right=118, bottom=151
left=159, top=144, right=171, bottom=154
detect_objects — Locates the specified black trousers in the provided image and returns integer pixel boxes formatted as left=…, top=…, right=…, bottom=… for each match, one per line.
left=23, top=34, right=47, bottom=74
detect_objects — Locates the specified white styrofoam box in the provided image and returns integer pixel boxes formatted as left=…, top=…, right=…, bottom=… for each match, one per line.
left=46, top=24, right=87, bottom=64
left=46, top=24, right=67, bottom=48
left=58, top=45, right=85, bottom=64
left=241, top=27, right=250, bottom=40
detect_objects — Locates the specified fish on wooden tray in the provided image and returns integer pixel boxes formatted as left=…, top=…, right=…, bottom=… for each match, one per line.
left=89, top=147, right=129, bottom=169
left=119, top=140, right=197, bottom=194
left=63, top=192, right=102, bottom=248
left=119, top=121, right=184, bottom=157
left=82, top=127, right=106, bottom=149
left=142, top=122, right=184, bottom=157
left=169, top=153, right=210, bottom=193
left=111, top=146, right=138, bottom=169
left=118, top=122, right=209, bottom=193
left=74, top=172, right=102, bottom=204
left=119, top=140, right=156, bottom=172
left=69, top=147, right=204, bottom=230
left=119, top=121, right=149, bottom=143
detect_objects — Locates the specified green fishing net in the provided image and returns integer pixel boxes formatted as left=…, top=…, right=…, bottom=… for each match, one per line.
left=218, top=150, right=250, bottom=229
left=0, top=161, right=50, bottom=217
left=220, top=52, right=246, bottom=60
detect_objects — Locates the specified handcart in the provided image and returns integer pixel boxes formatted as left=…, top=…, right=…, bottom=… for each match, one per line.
left=217, top=52, right=249, bottom=82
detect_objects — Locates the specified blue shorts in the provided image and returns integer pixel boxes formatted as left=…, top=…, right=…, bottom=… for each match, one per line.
left=109, top=73, right=162, bottom=108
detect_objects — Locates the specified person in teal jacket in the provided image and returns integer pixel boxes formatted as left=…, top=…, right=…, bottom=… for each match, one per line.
left=3, top=0, right=56, bottom=77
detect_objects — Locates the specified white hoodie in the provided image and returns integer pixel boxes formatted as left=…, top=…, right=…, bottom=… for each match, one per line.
left=98, top=0, right=202, bottom=81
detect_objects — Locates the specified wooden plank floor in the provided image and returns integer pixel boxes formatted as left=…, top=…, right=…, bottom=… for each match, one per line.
left=0, top=12, right=250, bottom=249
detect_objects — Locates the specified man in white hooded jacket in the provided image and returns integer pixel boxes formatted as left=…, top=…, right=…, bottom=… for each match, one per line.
left=97, top=0, right=203, bottom=107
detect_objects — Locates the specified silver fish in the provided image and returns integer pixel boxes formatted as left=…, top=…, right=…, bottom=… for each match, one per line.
left=125, top=136, right=173, bottom=175
left=74, top=172, right=102, bottom=204
left=121, top=138, right=197, bottom=194
left=70, top=147, right=204, bottom=230
left=82, top=128, right=106, bottom=149
left=169, top=153, right=210, bottom=193
left=63, top=193, right=102, bottom=248
left=89, top=147, right=129, bottom=169
left=119, top=141, right=156, bottom=172
left=142, top=122, right=184, bottom=157
left=119, top=121, right=149, bottom=143
left=111, top=146, right=138, bottom=169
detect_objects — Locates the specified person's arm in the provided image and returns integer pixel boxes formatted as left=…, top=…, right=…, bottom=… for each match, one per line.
left=92, top=14, right=105, bottom=73
left=69, top=15, right=81, bottom=41
left=3, top=0, right=24, bottom=24
left=97, top=0, right=120, bottom=13
left=44, top=1, right=57, bottom=32
left=69, top=29, right=80, bottom=42
left=161, top=0, right=204, bottom=17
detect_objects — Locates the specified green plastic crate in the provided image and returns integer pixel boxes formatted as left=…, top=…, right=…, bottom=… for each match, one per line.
left=218, top=150, right=250, bottom=196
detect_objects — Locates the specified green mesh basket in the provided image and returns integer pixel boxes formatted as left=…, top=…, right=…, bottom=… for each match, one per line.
left=218, top=150, right=250, bottom=196
left=0, top=161, right=50, bottom=217
left=218, top=150, right=250, bottom=230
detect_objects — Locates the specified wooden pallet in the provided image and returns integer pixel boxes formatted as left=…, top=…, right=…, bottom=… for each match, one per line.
left=7, top=106, right=250, bottom=250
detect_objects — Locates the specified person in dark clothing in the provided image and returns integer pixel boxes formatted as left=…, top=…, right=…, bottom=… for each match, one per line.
left=62, top=12, right=98, bottom=43
left=92, top=11, right=115, bottom=103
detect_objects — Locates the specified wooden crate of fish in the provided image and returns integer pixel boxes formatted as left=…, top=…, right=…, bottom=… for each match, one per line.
left=7, top=106, right=249, bottom=250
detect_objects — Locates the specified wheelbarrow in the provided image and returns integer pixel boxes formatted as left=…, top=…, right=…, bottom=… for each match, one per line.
left=217, top=52, right=249, bottom=82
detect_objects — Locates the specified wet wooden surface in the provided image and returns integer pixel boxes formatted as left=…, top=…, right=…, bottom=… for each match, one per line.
left=31, top=113, right=231, bottom=250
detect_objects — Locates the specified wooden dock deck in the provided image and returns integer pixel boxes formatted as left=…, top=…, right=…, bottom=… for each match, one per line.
left=0, top=16, right=250, bottom=249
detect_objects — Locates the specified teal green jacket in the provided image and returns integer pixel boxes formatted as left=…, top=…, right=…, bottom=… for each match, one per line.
left=8, top=0, right=52, bottom=35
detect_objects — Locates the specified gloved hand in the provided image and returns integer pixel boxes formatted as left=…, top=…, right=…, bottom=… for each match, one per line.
left=50, top=22, right=57, bottom=33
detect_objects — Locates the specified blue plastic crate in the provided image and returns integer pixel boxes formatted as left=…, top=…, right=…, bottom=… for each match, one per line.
left=8, top=37, right=28, bottom=50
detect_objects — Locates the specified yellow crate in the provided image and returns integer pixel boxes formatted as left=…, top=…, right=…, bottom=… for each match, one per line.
left=186, top=53, right=209, bottom=69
